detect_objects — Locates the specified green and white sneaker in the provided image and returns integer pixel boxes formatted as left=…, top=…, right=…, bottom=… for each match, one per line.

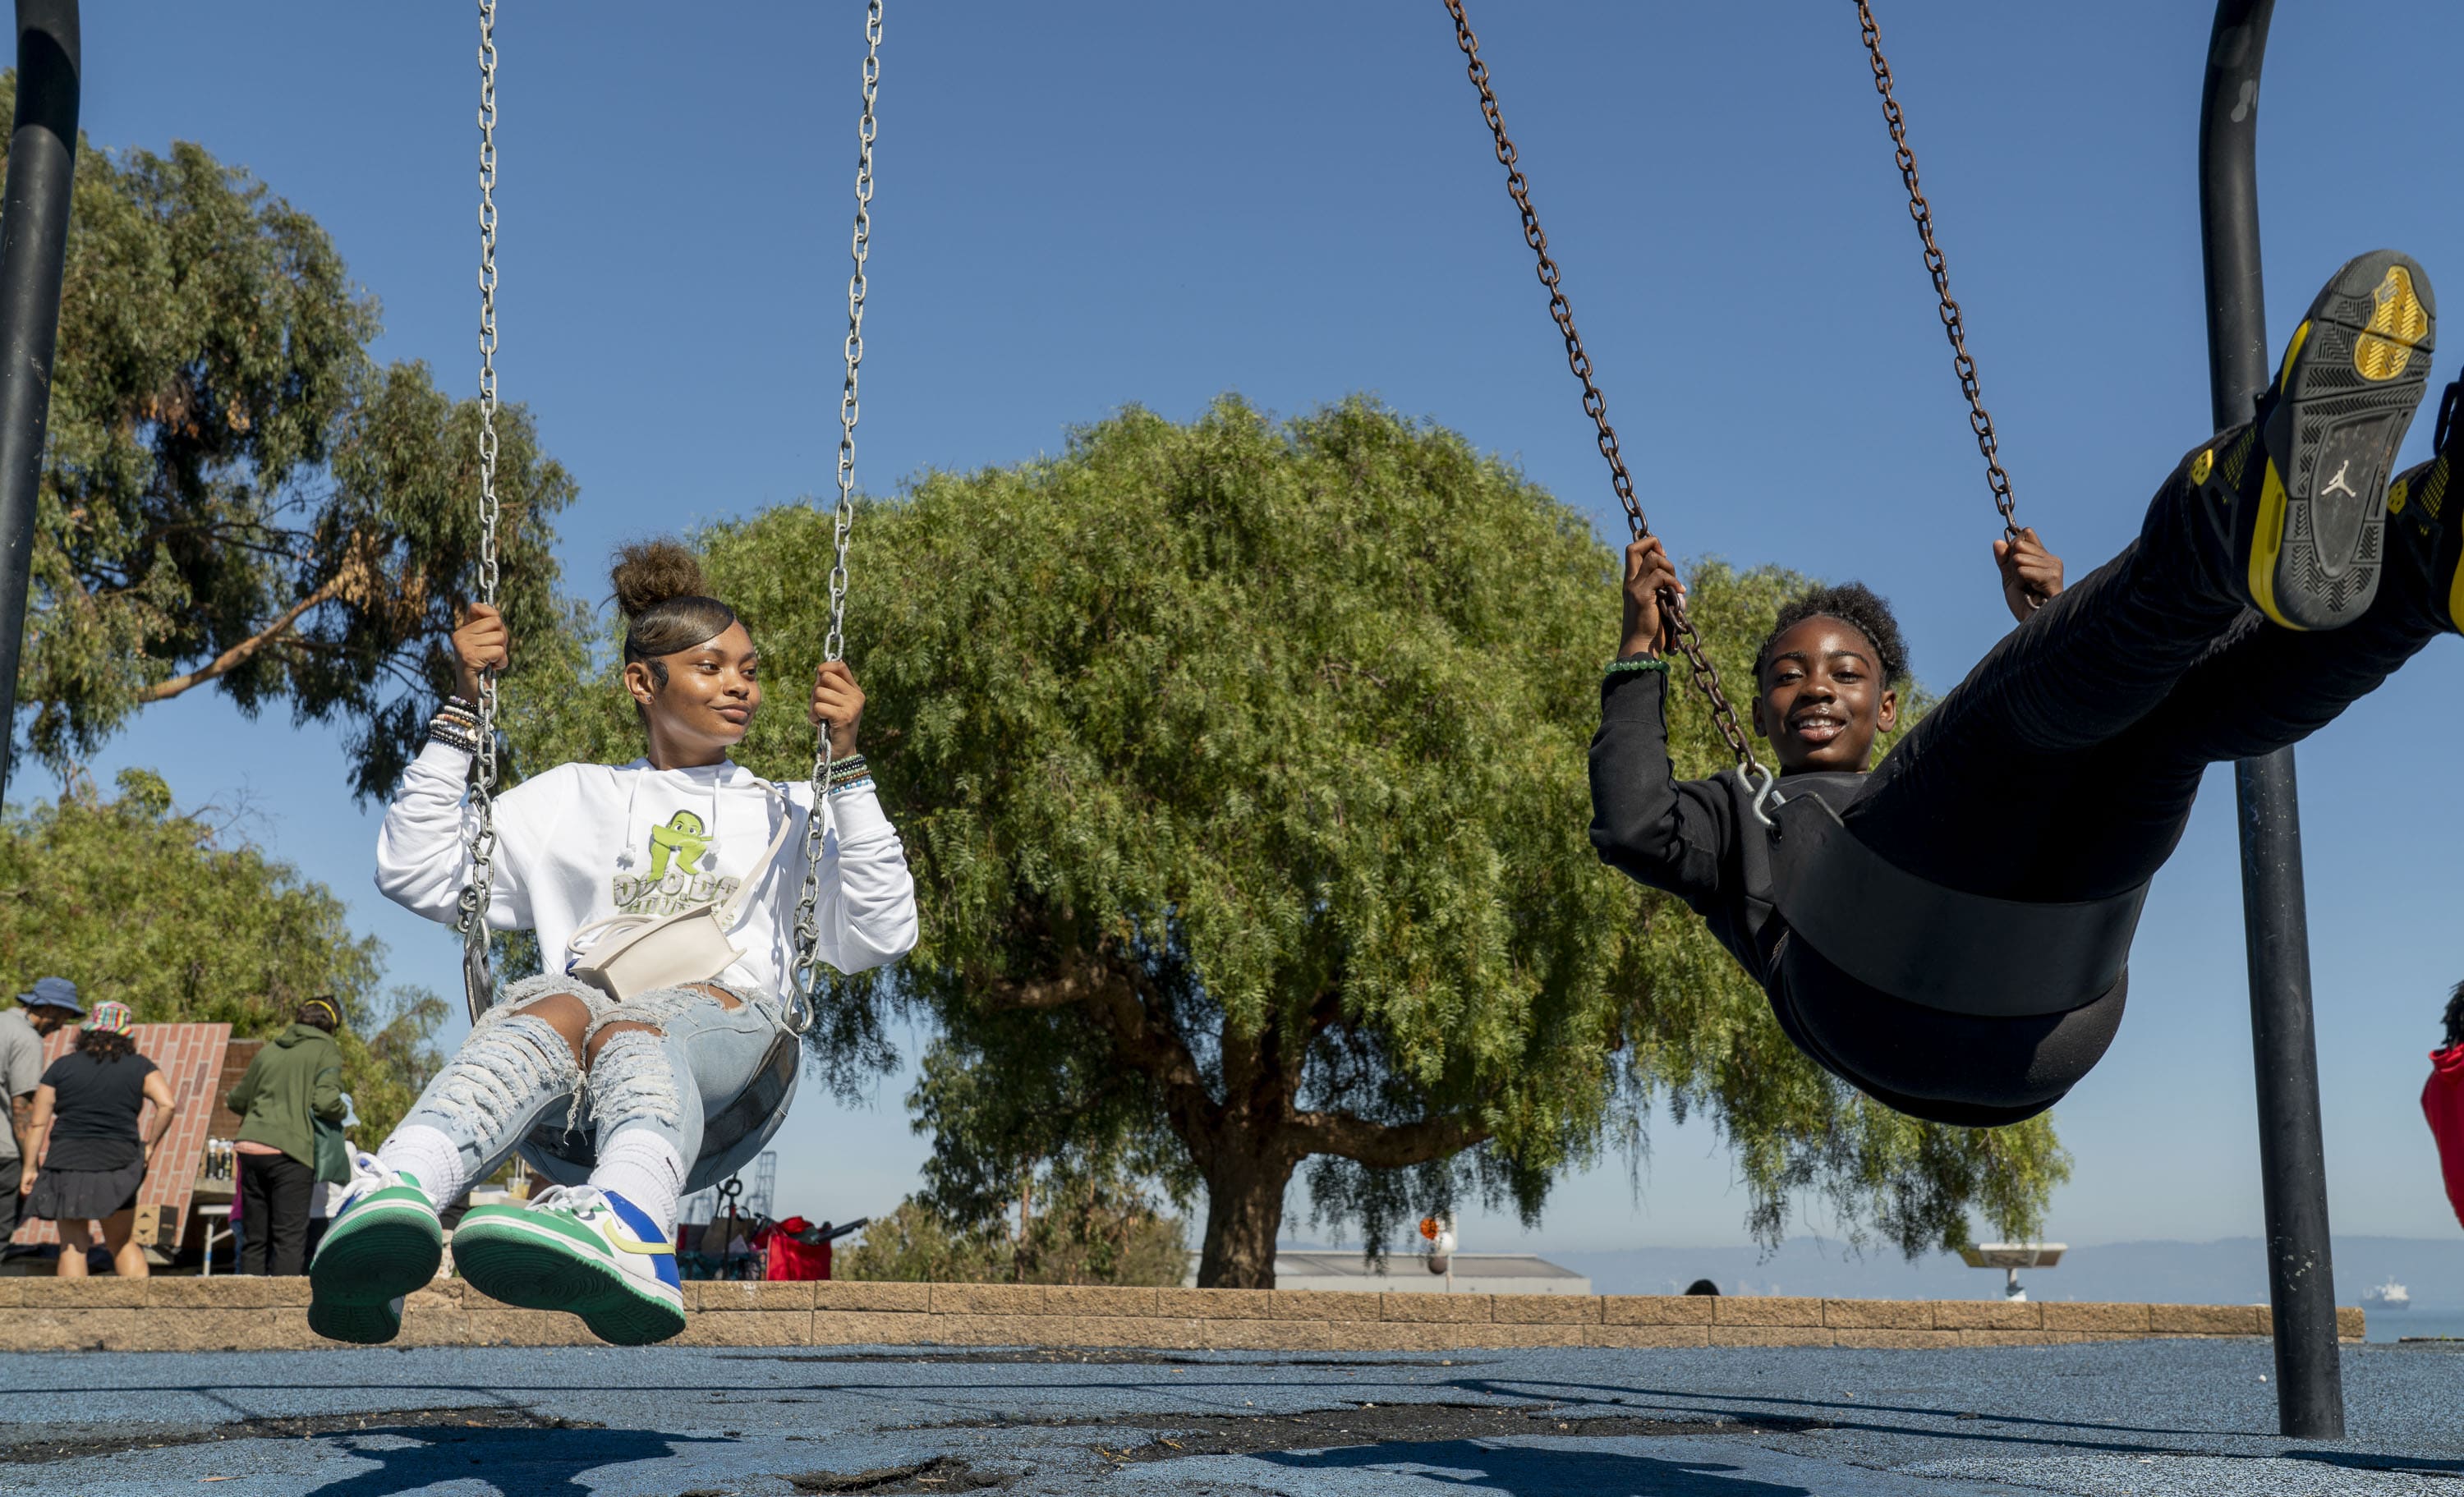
left=307, top=1151, right=443, bottom=1345
left=451, top=1185, right=686, bottom=1347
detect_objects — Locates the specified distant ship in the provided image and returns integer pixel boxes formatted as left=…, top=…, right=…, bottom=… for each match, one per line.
left=2364, top=1279, right=2411, bottom=1311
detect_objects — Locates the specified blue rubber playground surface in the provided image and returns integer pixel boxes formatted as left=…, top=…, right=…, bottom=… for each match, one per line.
left=2, top=1339, right=2458, bottom=1495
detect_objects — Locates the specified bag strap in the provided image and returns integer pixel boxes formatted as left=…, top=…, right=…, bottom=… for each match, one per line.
left=710, top=781, right=804, bottom=930
left=1762, top=788, right=2145, bottom=1019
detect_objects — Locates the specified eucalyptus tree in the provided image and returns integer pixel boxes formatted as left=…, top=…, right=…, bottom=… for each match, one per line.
left=2, top=77, right=574, bottom=798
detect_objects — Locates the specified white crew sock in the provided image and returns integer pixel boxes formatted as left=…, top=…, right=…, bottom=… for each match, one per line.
left=589, top=1129, right=686, bottom=1237
left=376, top=1125, right=467, bottom=1206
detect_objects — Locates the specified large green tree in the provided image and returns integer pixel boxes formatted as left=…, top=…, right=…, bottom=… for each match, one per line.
left=2, top=76, right=576, bottom=801
left=0, top=769, right=445, bottom=1142
left=517, top=397, right=2067, bottom=1288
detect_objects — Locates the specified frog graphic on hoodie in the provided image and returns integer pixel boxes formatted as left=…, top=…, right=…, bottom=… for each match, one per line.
left=611, top=808, right=740, bottom=917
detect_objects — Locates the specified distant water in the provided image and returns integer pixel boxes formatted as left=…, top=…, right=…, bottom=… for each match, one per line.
left=2370, top=1303, right=2464, bottom=1343
left=1544, top=1235, right=2464, bottom=1316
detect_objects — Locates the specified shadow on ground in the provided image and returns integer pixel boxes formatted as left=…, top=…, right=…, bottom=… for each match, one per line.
left=1253, top=1440, right=1814, bottom=1496
left=297, top=1424, right=729, bottom=1497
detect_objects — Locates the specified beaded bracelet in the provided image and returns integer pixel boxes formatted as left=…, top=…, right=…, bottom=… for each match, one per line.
left=824, top=753, right=870, bottom=788
left=1603, top=656, right=1671, bottom=677
left=827, top=774, right=876, bottom=799
left=426, top=696, right=481, bottom=753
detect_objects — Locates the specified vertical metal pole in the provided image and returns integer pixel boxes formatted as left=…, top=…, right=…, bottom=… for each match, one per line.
left=0, top=0, right=79, bottom=801
left=2196, top=0, right=2345, bottom=1441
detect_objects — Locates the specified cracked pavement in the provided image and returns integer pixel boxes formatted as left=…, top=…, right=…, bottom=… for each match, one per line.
left=1, top=1339, right=2457, bottom=1495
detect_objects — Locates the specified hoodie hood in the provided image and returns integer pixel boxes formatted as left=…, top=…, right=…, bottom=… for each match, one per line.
left=272, top=1022, right=332, bottom=1049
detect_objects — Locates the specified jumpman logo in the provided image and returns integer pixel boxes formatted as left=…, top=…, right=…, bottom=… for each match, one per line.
left=2321, top=460, right=2361, bottom=499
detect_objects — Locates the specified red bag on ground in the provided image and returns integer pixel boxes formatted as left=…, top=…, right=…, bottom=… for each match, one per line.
left=2422, top=1044, right=2464, bottom=1232
left=759, top=1217, right=833, bottom=1281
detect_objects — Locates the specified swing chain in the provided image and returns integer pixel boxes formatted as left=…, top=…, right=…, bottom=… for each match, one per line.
left=789, top=0, right=883, bottom=1036
left=1854, top=0, right=2020, bottom=544
left=1442, top=0, right=1761, bottom=775
left=456, top=0, right=504, bottom=1015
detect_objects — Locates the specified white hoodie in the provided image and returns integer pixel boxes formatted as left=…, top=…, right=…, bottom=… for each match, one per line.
left=375, top=741, right=918, bottom=999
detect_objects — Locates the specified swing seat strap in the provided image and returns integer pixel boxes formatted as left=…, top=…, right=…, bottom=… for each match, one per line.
left=1763, top=790, right=2145, bottom=1019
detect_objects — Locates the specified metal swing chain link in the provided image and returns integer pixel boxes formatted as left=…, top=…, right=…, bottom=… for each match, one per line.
left=1854, top=0, right=2020, bottom=544
left=456, top=0, right=505, bottom=1017
left=788, top=0, right=882, bottom=1035
left=1442, top=0, right=1762, bottom=777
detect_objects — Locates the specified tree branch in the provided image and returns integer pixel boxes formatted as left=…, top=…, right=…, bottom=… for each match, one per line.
left=977, top=966, right=1118, bottom=1012
left=134, top=577, right=338, bottom=704
left=1286, top=1108, right=1491, bottom=1170
left=980, top=945, right=1225, bottom=1170
left=1107, top=989, right=1225, bottom=1173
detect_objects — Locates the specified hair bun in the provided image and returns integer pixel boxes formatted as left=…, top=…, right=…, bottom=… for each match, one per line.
left=610, top=540, right=710, bottom=619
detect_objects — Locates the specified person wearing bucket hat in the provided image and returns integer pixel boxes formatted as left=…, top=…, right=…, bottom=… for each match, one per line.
left=1, top=978, right=81, bottom=1250
left=20, top=1001, right=180, bottom=1277
left=20, top=977, right=82, bottom=1017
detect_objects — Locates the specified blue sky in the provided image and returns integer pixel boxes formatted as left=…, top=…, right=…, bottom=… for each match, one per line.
left=37, top=0, right=2464, bottom=1261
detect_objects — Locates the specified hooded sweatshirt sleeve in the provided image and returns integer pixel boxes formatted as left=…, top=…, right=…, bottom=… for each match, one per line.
left=373, top=741, right=539, bottom=930
left=312, top=1036, right=346, bottom=1124
left=796, top=779, right=919, bottom=976
left=1587, top=664, right=1735, bottom=907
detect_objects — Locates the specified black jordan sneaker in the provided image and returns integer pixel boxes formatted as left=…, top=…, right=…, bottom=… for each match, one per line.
left=2214, top=250, right=2437, bottom=631
left=2387, top=374, right=2464, bottom=632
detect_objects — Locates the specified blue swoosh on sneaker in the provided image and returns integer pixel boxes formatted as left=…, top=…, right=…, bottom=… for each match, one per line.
left=597, top=1190, right=682, bottom=1290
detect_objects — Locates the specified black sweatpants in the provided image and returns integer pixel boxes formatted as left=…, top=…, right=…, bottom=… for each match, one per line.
left=1784, top=434, right=2453, bottom=1121
left=237, top=1151, right=315, bottom=1276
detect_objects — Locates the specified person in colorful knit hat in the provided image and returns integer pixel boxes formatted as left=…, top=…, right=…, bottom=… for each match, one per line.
left=19, top=1002, right=180, bottom=1277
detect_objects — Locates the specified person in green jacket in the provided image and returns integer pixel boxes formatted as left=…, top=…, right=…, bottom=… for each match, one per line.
left=225, top=998, right=347, bottom=1275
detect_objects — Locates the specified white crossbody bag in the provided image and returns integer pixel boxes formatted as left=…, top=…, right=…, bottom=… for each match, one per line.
left=563, top=783, right=811, bottom=1002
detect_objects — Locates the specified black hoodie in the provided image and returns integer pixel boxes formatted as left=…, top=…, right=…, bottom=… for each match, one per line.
left=1585, top=668, right=2123, bottom=1127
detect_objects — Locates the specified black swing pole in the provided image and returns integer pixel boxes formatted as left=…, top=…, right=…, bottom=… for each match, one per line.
left=0, top=0, right=79, bottom=801
left=2196, top=0, right=2346, bottom=1442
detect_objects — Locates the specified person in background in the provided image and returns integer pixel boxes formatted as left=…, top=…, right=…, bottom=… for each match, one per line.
left=223, top=997, right=347, bottom=1275
left=0, top=979, right=81, bottom=1252
left=2420, top=981, right=2464, bottom=1233
left=20, top=1001, right=178, bottom=1277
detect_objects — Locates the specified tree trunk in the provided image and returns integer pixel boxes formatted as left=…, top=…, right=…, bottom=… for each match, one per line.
left=1194, top=1136, right=1299, bottom=1289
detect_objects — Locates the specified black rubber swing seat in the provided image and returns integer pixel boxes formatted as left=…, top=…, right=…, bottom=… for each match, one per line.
left=1761, top=788, right=2147, bottom=1019
left=519, top=1028, right=803, bottom=1196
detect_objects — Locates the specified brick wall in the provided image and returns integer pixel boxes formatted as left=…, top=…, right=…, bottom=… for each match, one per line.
left=0, top=1278, right=2366, bottom=1353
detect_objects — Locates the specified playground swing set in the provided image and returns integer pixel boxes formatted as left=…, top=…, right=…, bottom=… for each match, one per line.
left=441, top=0, right=887, bottom=1200
left=0, top=0, right=2354, bottom=1440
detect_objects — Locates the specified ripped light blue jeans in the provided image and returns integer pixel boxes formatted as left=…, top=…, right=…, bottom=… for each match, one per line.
left=396, top=974, right=799, bottom=1196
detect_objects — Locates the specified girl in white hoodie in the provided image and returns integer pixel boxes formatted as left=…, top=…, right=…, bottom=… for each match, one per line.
left=310, top=542, right=918, bottom=1346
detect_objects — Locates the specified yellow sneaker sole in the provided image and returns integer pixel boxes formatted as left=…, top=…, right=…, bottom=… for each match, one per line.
left=2244, top=255, right=2437, bottom=631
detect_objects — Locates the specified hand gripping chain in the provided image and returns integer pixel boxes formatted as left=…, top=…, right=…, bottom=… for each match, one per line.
left=788, top=0, right=884, bottom=1036
left=1441, top=0, right=1763, bottom=777
left=457, top=0, right=505, bottom=1023
left=1854, top=0, right=2022, bottom=543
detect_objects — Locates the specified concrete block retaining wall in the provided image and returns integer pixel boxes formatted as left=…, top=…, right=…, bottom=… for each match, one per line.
left=0, top=1279, right=2365, bottom=1353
